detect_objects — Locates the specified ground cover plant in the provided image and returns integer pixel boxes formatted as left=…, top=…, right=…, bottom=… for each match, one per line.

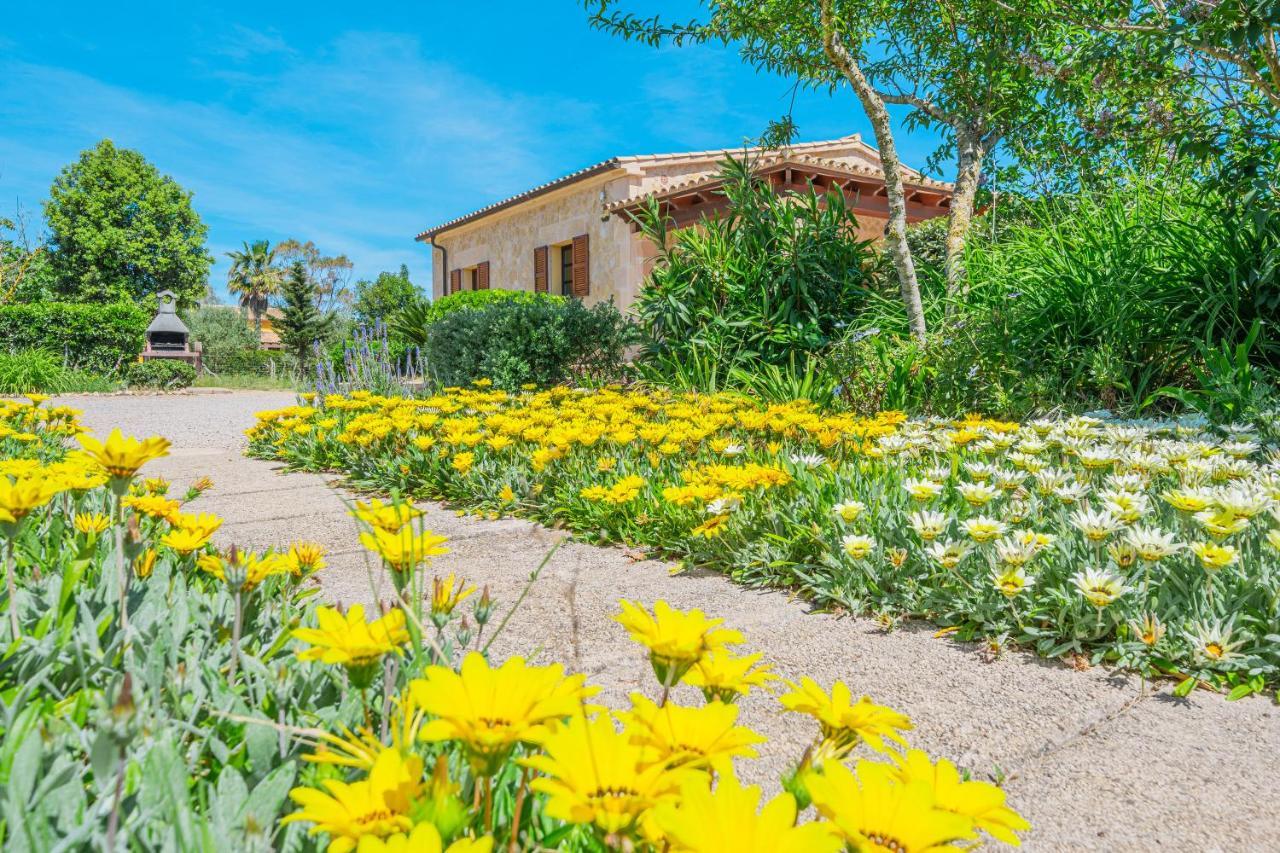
left=250, top=386, right=1280, bottom=698
left=0, top=397, right=1025, bottom=850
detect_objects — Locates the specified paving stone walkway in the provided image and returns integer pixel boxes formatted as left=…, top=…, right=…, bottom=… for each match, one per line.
left=62, top=390, right=1280, bottom=852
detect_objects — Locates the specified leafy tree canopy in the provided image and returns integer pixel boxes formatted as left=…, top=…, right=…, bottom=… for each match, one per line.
left=43, top=140, right=213, bottom=305
left=353, top=265, right=420, bottom=326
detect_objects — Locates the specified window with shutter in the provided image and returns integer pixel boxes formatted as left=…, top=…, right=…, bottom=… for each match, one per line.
left=534, top=246, right=548, bottom=293
left=571, top=234, right=589, bottom=298
left=449, top=269, right=462, bottom=294
left=476, top=261, right=490, bottom=290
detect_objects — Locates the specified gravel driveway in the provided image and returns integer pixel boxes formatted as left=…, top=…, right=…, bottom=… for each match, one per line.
left=60, top=389, right=1280, bottom=852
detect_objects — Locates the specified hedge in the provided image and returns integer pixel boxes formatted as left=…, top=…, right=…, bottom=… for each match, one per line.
left=0, top=302, right=148, bottom=373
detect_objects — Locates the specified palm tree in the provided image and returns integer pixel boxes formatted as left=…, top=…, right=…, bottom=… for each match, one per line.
left=225, top=240, right=281, bottom=336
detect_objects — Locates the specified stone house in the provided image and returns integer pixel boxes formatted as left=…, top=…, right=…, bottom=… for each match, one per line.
left=417, top=134, right=954, bottom=312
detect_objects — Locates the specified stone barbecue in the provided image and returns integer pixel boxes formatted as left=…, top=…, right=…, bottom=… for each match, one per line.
left=141, top=290, right=202, bottom=371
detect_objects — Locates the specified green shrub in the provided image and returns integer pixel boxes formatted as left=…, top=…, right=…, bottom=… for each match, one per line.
left=0, top=302, right=148, bottom=372
left=391, top=289, right=563, bottom=348
left=126, top=359, right=196, bottom=390
left=633, top=156, right=875, bottom=387
left=424, top=298, right=636, bottom=390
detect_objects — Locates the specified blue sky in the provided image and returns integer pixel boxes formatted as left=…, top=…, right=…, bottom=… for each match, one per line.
left=0, top=1, right=945, bottom=301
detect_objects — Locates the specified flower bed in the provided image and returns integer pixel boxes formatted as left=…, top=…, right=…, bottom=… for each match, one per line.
left=249, top=386, right=1280, bottom=696
left=0, top=395, right=1026, bottom=850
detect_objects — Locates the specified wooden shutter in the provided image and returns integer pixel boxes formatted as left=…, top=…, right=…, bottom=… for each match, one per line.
left=476, top=261, right=490, bottom=290
left=449, top=269, right=462, bottom=294
left=571, top=234, right=589, bottom=298
left=533, top=246, right=548, bottom=293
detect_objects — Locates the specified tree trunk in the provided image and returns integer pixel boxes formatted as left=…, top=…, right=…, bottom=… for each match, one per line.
left=819, top=0, right=927, bottom=343
left=944, top=129, right=985, bottom=307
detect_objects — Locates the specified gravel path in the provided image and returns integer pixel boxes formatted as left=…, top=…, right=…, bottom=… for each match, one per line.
left=61, top=390, right=1280, bottom=852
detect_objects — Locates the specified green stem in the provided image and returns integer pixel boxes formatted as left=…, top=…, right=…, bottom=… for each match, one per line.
left=4, top=537, right=17, bottom=638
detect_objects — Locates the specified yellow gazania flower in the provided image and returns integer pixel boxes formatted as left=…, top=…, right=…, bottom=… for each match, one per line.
left=690, top=514, right=731, bottom=539
left=1267, top=528, right=1280, bottom=551
left=520, top=713, right=696, bottom=836
left=133, top=548, right=157, bottom=579
left=172, top=511, right=224, bottom=537
left=74, top=512, right=112, bottom=536
left=287, top=542, right=327, bottom=576
left=498, top=484, right=515, bottom=503
left=1129, top=613, right=1166, bottom=647
left=651, top=770, right=841, bottom=853
left=431, top=572, right=476, bottom=616
left=77, top=429, right=170, bottom=481
left=961, top=516, right=1006, bottom=543
left=450, top=452, right=475, bottom=474
left=614, top=600, right=744, bottom=686
left=283, top=747, right=422, bottom=853
left=353, top=824, right=493, bottom=853
left=1190, top=541, right=1238, bottom=571
left=1193, top=508, right=1249, bottom=539
left=841, top=534, right=876, bottom=559
left=350, top=499, right=423, bottom=533
left=359, top=527, right=449, bottom=573
left=778, top=678, right=912, bottom=756
left=618, top=694, right=765, bottom=771
left=294, top=605, right=409, bottom=665
left=891, top=749, right=1030, bottom=846
left=902, top=478, right=944, bottom=502
left=159, top=526, right=216, bottom=555
left=122, top=494, right=182, bottom=523
left=0, top=475, right=59, bottom=525
left=142, top=477, right=170, bottom=495
left=196, top=550, right=290, bottom=591
left=683, top=649, right=779, bottom=703
left=833, top=500, right=866, bottom=522
left=411, top=652, right=598, bottom=775
left=805, top=760, right=975, bottom=853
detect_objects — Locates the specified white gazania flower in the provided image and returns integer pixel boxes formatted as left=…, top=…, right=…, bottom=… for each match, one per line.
left=988, top=563, right=1029, bottom=596
left=1099, top=490, right=1149, bottom=525
left=909, top=510, right=948, bottom=542
left=1221, top=440, right=1260, bottom=459
left=1069, top=506, right=1123, bottom=543
left=1267, top=528, right=1280, bottom=551
left=902, top=478, right=944, bottom=502
left=1106, top=540, right=1138, bottom=568
left=963, top=461, right=997, bottom=482
left=1211, top=485, right=1272, bottom=519
left=926, top=539, right=971, bottom=570
left=1210, top=458, right=1254, bottom=482
left=1077, top=445, right=1118, bottom=471
left=706, top=495, right=741, bottom=515
left=1186, top=617, right=1246, bottom=665
left=1006, top=451, right=1047, bottom=473
left=841, top=534, right=876, bottom=560
left=1019, top=530, right=1055, bottom=552
left=1107, top=472, right=1148, bottom=493
left=721, top=443, right=745, bottom=457
left=833, top=501, right=866, bottom=523
left=1017, top=437, right=1047, bottom=455
left=921, top=464, right=952, bottom=484
left=994, top=536, right=1037, bottom=567
left=1126, top=526, right=1181, bottom=562
left=961, top=515, right=1007, bottom=543
left=956, top=481, right=1000, bottom=507
left=993, top=469, right=1025, bottom=492
left=789, top=453, right=826, bottom=469
left=1072, top=567, right=1128, bottom=608
left=1033, top=469, right=1069, bottom=495
left=1053, top=480, right=1090, bottom=505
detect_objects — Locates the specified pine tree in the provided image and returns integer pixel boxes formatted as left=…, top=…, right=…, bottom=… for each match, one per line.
left=276, top=261, right=335, bottom=369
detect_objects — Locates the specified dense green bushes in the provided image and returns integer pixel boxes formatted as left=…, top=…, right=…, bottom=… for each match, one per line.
left=633, top=157, right=875, bottom=384
left=424, top=297, right=636, bottom=390
left=0, top=302, right=147, bottom=372
left=0, top=349, right=116, bottom=394
left=390, top=289, right=563, bottom=348
left=125, top=359, right=196, bottom=389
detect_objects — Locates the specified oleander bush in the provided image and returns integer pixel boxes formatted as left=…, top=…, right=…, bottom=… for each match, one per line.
left=0, top=398, right=1026, bottom=850
left=0, top=302, right=148, bottom=373
left=125, top=359, right=196, bottom=390
left=250, top=386, right=1280, bottom=697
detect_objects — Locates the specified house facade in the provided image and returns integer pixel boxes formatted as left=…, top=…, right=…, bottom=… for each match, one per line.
left=418, top=134, right=953, bottom=312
